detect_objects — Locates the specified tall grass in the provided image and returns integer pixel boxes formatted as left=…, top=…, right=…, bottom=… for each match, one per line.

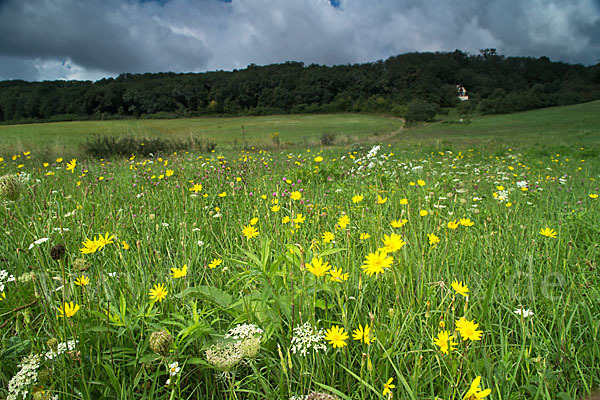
left=0, top=140, right=598, bottom=399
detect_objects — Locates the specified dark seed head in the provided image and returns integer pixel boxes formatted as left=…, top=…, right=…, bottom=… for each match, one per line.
left=50, top=244, right=66, bottom=261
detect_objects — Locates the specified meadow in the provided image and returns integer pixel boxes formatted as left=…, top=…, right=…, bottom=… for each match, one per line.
left=0, top=104, right=599, bottom=400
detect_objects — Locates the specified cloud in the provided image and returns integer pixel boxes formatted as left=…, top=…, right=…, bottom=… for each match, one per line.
left=0, top=0, right=598, bottom=81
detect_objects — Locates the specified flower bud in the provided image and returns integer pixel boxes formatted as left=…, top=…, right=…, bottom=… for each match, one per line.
left=149, top=330, right=172, bottom=356
left=0, top=174, right=22, bottom=201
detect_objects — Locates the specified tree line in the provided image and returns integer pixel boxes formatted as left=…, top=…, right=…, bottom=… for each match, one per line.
left=1, top=49, right=599, bottom=123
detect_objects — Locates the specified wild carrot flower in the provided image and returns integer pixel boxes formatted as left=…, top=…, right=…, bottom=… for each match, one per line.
left=539, top=227, right=557, bottom=238
left=290, top=322, right=327, bottom=356
left=149, top=283, right=168, bottom=302
left=324, top=325, right=349, bottom=348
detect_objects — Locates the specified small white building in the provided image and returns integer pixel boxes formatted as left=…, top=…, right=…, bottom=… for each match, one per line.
left=457, top=85, right=469, bottom=101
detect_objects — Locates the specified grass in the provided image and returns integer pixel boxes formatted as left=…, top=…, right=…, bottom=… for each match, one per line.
left=0, top=113, right=403, bottom=157
left=0, top=104, right=599, bottom=399
left=397, top=100, right=600, bottom=148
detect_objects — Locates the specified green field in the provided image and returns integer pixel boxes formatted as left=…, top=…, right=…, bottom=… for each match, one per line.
left=0, top=103, right=599, bottom=399
left=0, top=114, right=403, bottom=157
left=399, top=100, right=600, bottom=148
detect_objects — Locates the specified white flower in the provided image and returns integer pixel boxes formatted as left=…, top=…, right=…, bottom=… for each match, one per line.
left=514, top=308, right=534, bottom=318
left=168, top=361, right=180, bottom=376
left=108, top=272, right=118, bottom=278
left=161, top=223, right=170, bottom=227
left=290, top=322, right=327, bottom=356
left=225, top=324, right=263, bottom=340
left=197, top=240, right=204, bottom=247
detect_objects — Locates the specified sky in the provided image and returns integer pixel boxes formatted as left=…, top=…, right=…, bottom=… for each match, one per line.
left=0, top=0, right=598, bottom=82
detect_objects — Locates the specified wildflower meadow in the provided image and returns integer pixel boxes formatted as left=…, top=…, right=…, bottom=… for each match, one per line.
left=0, top=141, right=598, bottom=399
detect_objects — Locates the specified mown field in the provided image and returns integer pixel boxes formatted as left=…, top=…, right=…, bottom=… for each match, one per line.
left=0, top=104, right=599, bottom=400
left=0, top=114, right=403, bottom=157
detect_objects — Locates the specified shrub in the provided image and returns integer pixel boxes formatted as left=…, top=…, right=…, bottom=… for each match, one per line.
left=320, top=132, right=336, bottom=146
left=405, top=101, right=440, bottom=122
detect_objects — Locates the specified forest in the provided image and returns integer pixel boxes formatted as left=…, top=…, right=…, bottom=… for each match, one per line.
left=1, top=49, right=599, bottom=124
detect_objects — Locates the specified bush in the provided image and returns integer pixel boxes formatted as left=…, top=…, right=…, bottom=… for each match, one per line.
left=320, top=132, right=336, bottom=146
left=405, top=101, right=440, bottom=122
left=82, top=135, right=214, bottom=158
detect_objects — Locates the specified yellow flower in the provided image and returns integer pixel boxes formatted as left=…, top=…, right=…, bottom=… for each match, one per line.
left=417, top=179, right=426, bottom=186
left=293, top=213, right=306, bottom=224
left=433, top=330, right=458, bottom=355
left=249, top=217, right=258, bottom=225
left=462, top=376, right=491, bottom=400
left=390, top=219, right=408, bottom=228
left=305, top=257, right=332, bottom=277
left=0, top=292, right=5, bottom=301
left=242, top=225, right=259, bottom=239
left=539, top=227, right=557, bottom=238
left=506, top=202, right=513, bottom=207
left=56, top=157, right=63, bottom=163
left=80, top=238, right=100, bottom=254
left=361, top=251, right=393, bottom=276
left=359, top=232, right=370, bottom=240
left=455, top=317, right=483, bottom=341
left=377, top=195, right=388, bottom=204
left=281, top=216, right=290, bottom=224
left=324, top=325, right=349, bottom=348
left=337, top=215, right=350, bottom=229
left=329, top=267, right=349, bottom=282
left=165, top=169, right=174, bottom=177
left=459, top=218, right=474, bottom=227
left=271, top=205, right=280, bottom=212
left=382, top=377, right=395, bottom=396
left=66, top=159, right=77, bottom=173
left=352, top=324, right=375, bottom=344
left=96, top=232, right=115, bottom=250
left=314, top=156, right=323, bottom=162
left=427, top=233, right=440, bottom=245
left=290, top=191, right=302, bottom=200
left=400, top=198, right=408, bottom=205
left=322, top=231, right=334, bottom=243
left=379, top=233, right=406, bottom=253
left=74, top=275, right=90, bottom=286
left=352, top=194, right=363, bottom=204
left=190, top=183, right=203, bottom=193
left=447, top=220, right=459, bottom=230
left=589, top=193, right=598, bottom=199
left=496, top=185, right=504, bottom=191
left=149, top=283, right=168, bottom=302
left=218, top=192, right=227, bottom=197
left=122, top=241, right=130, bottom=250
left=451, top=280, right=469, bottom=297
left=170, top=264, right=188, bottom=278
left=57, top=301, right=80, bottom=318
left=208, top=258, right=222, bottom=269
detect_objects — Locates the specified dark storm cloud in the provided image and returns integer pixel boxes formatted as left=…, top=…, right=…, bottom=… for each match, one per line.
left=0, top=0, right=598, bottom=81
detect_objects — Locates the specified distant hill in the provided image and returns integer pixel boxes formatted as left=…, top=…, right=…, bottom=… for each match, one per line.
left=1, top=49, right=599, bottom=124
